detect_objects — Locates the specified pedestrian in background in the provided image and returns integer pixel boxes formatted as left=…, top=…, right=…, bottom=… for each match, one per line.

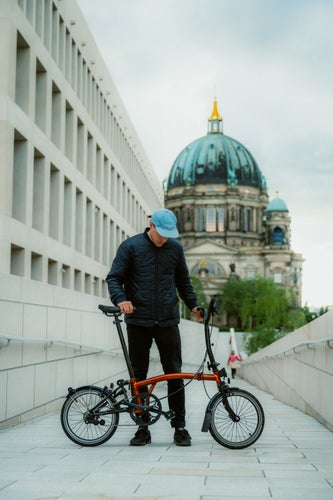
left=227, top=350, right=243, bottom=379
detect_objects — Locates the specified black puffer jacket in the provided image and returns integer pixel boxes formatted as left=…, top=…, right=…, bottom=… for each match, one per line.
left=106, top=229, right=198, bottom=326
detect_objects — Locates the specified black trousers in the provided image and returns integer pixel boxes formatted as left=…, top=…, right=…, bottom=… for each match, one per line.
left=127, top=324, right=185, bottom=429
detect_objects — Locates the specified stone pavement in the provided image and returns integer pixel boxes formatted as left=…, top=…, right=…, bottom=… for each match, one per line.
left=0, top=378, right=333, bottom=499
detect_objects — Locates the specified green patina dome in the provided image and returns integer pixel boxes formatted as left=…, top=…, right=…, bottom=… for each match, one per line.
left=166, top=100, right=267, bottom=191
left=265, top=195, right=289, bottom=212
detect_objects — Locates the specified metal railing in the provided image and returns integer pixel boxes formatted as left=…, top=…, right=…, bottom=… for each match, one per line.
left=0, top=334, right=123, bottom=357
left=242, top=336, right=333, bottom=365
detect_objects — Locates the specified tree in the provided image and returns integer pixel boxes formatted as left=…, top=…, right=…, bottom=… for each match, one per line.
left=319, top=305, right=329, bottom=316
left=190, top=275, right=207, bottom=308
left=302, top=304, right=318, bottom=323
left=303, top=304, right=328, bottom=323
left=181, top=275, right=207, bottom=320
left=219, top=276, right=307, bottom=354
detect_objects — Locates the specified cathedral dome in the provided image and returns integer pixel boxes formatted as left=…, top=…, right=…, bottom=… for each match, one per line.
left=166, top=100, right=266, bottom=191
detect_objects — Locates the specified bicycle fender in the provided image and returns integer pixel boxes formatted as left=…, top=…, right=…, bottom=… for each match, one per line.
left=201, top=406, right=212, bottom=432
left=66, top=385, right=102, bottom=398
left=201, top=389, right=239, bottom=432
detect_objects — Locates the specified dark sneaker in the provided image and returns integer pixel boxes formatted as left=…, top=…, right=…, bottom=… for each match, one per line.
left=174, top=428, right=191, bottom=446
left=129, top=428, right=151, bottom=446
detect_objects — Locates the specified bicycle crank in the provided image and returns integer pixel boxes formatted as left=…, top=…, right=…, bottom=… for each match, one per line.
left=128, top=392, right=163, bottom=426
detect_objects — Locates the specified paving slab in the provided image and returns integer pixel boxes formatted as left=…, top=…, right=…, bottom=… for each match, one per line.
left=0, top=378, right=332, bottom=499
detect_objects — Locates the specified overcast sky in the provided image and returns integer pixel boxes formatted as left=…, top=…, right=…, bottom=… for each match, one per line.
left=77, top=0, right=333, bottom=309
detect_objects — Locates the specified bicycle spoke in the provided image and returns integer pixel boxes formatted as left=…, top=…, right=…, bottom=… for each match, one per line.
left=60, top=387, right=119, bottom=446
left=208, top=389, right=265, bottom=449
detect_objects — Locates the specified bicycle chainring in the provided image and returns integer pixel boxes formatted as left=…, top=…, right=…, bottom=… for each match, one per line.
left=129, top=392, right=162, bottom=426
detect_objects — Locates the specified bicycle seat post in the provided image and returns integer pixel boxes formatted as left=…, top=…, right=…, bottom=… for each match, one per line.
left=112, top=314, right=136, bottom=380
left=98, top=304, right=135, bottom=380
left=204, top=300, right=215, bottom=364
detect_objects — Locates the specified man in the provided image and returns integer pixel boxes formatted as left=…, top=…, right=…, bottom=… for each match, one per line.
left=106, top=208, right=202, bottom=446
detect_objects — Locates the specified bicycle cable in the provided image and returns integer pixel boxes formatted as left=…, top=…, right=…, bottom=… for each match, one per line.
left=153, top=315, right=215, bottom=403
left=201, top=320, right=217, bottom=400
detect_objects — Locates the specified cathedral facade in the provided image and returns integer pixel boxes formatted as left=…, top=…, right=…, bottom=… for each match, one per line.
left=164, top=100, right=303, bottom=308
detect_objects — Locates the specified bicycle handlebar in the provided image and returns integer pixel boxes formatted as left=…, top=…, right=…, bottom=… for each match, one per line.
left=99, top=297, right=218, bottom=325
left=99, top=297, right=219, bottom=376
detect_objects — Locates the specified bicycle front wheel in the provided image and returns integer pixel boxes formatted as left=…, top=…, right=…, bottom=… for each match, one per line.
left=60, top=386, right=119, bottom=446
left=208, top=388, right=265, bottom=449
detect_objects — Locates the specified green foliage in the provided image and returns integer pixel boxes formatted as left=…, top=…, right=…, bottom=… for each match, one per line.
left=319, top=305, right=329, bottom=316
left=302, top=304, right=329, bottom=323
left=303, top=304, right=318, bottom=322
left=220, top=276, right=307, bottom=354
left=190, top=275, right=207, bottom=308
left=181, top=275, right=207, bottom=320
left=284, top=308, right=308, bottom=332
left=243, top=327, right=279, bottom=355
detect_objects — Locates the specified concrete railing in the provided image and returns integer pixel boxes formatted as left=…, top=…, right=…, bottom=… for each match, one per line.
left=0, top=273, right=221, bottom=429
left=238, top=309, right=333, bottom=431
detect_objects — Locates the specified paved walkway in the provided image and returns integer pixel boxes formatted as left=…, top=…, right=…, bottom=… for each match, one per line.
left=0, top=378, right=333, bottom=499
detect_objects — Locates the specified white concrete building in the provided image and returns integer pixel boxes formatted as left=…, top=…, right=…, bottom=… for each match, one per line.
left=0, top=0, right=163, bottom=427
left=0, top=0, right=163, bottom=292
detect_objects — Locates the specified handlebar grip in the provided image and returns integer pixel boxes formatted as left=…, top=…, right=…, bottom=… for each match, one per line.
left=98, top=304, right=137, bottom=316
left=98, top=304, right=121, bottom=315
left=205, top=297, right=217, bottom=324
left=198, top=307, right=205, bottom=319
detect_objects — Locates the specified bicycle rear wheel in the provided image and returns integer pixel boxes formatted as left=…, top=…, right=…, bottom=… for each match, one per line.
left=208, top=388, right=265, bottom=449
left=61, top=386, right=119, bottom=446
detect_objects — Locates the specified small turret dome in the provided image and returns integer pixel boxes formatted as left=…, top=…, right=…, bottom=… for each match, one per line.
left=265, top=193, right=289, bottom=213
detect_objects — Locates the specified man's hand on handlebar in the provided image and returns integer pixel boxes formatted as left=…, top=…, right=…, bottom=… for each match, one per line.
left=117, top=301, right=134, bottom=314
left=117, top=302, right=204, bottom=321
left=192, top=306, right=204, bottom=322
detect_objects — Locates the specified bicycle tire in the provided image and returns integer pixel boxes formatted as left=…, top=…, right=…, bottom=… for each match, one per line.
left=60, top=386, right=119, bottom=446
left=208, top=388, right=265, bottom=449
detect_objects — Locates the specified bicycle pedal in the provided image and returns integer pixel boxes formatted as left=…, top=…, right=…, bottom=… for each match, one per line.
left=164, top=410, right=175, bottom=420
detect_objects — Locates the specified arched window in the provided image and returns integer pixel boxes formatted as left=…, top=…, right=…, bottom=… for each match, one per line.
left=197, top=207, right=204, bottom=231
left=191, top=261, right=225, bottom=277
left=218, top=207, right=224, bottom=231
left=243, top=208, right=252, bottom=232
left=206, top=207, right=215, bottom=232
left=273, top=227, right=283, bottom=244
left=196, top=207, right=225, bottom=232
left=274, top=273, right=282, bottom=284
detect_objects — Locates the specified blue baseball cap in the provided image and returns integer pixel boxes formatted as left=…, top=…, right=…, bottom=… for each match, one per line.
left=151, top=209, right=179, bottom=238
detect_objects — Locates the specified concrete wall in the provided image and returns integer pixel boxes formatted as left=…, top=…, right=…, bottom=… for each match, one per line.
left=3, top=268, right=332, bottom=433
left=0, top=272, right=123, bottom=428
left=238, top=310, right=333, bottom=431
left=0, top=272, right=222, bottom=429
